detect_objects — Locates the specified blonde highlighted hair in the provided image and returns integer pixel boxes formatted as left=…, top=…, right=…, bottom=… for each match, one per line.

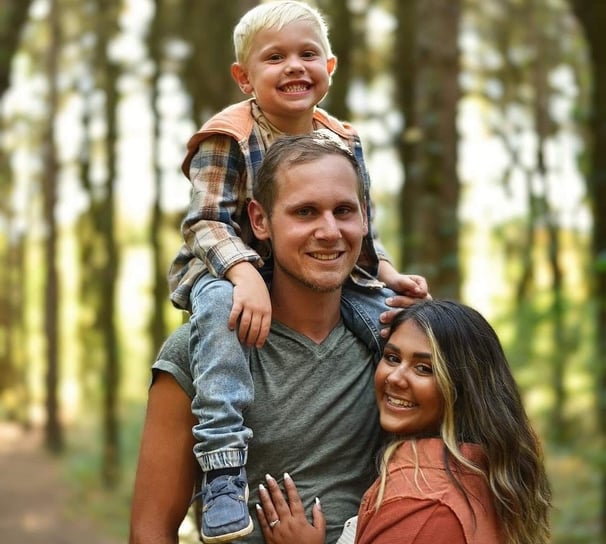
left=376, top=300, right=552, bottom=544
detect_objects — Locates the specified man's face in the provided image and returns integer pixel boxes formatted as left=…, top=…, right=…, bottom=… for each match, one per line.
left=254, top=153, right=367, bottom=293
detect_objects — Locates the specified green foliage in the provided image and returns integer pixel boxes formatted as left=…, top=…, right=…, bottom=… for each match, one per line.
left=492, top=266, right=600, bottom=542
left=595, top=250, right=606, bottom=273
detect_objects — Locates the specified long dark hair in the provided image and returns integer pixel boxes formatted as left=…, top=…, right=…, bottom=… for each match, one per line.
left=378, top=300, right=551, bottom=544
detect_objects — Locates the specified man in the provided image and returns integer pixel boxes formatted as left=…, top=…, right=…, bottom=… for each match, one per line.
left=129, top=133, right=425, bottom=544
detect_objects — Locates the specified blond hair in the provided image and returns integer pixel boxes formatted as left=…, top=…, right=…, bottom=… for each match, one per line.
left=233, top=1, right=333, bottom=65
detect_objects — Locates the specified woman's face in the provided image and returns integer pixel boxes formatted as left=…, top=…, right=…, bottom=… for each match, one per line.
left=374, top=320, right=444, bottom=436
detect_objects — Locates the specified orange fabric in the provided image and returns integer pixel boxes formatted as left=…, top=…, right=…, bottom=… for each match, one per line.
left=356, top=439, right=503, bottom=544
left=181, top=99, right=358, bottom=178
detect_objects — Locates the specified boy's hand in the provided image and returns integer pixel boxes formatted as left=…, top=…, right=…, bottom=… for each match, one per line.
left=386, top=273, right=429, bottom=298
left=378, top=260, right=430, bottom=298
left=377, top=261, right=431, bottom=337
left=226, top=262, right=272, bottom=348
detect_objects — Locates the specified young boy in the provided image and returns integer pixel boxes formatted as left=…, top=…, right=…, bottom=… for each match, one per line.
left=167, top=2, right=428, bottom=542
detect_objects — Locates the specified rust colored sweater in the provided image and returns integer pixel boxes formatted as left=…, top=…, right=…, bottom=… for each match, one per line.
left=356, top=438, right=503, bottom=544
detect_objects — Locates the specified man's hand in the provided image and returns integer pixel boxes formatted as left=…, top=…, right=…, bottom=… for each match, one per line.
left=225, top=262, right=272, bottom=347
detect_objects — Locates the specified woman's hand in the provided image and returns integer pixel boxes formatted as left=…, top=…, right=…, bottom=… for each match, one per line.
left=256, top=473, right=326, bottom=544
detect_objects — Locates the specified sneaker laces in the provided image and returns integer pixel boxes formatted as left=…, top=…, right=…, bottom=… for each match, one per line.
left=190, top=475, right=247, bottom=508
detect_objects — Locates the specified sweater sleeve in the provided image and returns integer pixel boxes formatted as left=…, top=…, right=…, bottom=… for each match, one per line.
left=356, top=498, right=468, bottom=544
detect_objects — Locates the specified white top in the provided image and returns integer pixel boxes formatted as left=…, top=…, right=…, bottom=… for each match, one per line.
left=336, top=516, right=358, bottom=544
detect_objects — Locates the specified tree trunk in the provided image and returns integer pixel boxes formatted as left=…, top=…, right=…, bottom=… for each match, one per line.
left=394, top=0, right=462, bottom=298
left=529, top=0, right=568, bottom=442
left=181, top=0, right=257, bottom=124
left=147, top=0, right=171, bottom=357
left=568, top=2, right=606, bottom=540
left=317, top=0, right=353, bottom=121
left=95, top=0, right=121, bottom=488
left=42, top=0, right=62, bottom=453
left=0, top=0, right=33, bottom=97
left=0, top=0, right=34, bottom=422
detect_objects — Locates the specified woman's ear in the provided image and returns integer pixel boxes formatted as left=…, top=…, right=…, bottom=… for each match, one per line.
left=248, top=199, right=271, bottom=240
left=231, top=63, right=253, bottom=95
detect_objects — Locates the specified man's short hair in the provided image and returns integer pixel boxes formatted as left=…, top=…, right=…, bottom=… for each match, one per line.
left=253, top=131, right=365, bottom=215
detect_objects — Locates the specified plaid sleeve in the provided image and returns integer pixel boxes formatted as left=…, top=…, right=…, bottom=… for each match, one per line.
left=182, top=135, right=261, bottom=277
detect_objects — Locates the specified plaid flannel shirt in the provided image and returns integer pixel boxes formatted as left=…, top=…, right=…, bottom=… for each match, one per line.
left=168, top=99, right=389, bottom=311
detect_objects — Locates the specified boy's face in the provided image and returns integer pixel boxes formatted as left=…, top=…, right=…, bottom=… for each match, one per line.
left=250, top=153, right=367, bottom=294
left=231, top=20, right=336, bottom=132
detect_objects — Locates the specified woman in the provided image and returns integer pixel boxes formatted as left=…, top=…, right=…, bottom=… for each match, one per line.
left=255, top=300, right=552, bottom=544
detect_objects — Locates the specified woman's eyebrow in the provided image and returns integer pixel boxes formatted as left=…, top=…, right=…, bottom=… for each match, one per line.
left=384, top=342, right=432, bottom=360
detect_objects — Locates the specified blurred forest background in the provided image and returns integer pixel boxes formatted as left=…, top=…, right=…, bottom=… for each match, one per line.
left=0, top=0, right=605, bottom=542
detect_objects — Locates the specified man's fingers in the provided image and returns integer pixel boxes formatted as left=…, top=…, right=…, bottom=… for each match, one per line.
left=385, top=295, right=418, bottom=310
left=380, top=308, right=404, bottom=325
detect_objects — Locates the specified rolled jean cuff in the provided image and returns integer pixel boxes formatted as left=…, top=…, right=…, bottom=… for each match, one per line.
left=196, top=447, right=248, bottom=472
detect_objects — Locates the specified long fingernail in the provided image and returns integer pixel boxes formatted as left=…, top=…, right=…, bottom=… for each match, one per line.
left=284, top=472, right=291, bottom=480
left=265, top=473, right=274, bottom=482
left=315, top=497, right=322, bottom=510
left=259, top=483, right=266, bottom=491
left=255, top=504, right=262, bottom=511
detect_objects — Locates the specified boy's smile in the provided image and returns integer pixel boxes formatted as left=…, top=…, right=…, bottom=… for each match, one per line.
left=231, top=20, right=336, bottom=133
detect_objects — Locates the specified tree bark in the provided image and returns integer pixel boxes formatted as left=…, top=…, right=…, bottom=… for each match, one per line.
left=181, top=0, right=257, bottom=124
left=317, top=0, right=353, bottom=121
left=568, top=2, right=606, bottom=540
left=42, top=0, right=63, bottom=453
left=94, top=0, right=121, bottom=488
left=0, top=0, right=33, bottom=97
left=394, top=0, right=462, bottom=298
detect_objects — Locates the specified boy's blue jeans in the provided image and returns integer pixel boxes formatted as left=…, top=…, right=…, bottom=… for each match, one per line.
left=189, top=272, right=393, bottom=472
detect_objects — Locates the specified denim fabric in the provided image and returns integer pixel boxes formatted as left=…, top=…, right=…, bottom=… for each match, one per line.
left=189, top=273, right=253, bottom=472
left=341, top=281, right=396, bottom=361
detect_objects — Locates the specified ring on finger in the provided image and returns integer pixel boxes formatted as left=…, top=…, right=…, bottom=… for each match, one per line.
left=269, top=519, right=280, bottom=529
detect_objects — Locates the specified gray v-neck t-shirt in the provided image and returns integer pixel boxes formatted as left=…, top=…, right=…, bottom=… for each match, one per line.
left=154, top=320, right=381, bottom=543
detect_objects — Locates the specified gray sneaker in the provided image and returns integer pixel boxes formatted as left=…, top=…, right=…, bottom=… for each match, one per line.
left=200, top=468, right=253, bottom=543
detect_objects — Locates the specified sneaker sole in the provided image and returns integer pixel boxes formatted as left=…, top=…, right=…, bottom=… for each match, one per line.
left=201, top=516, right=254, bottom=543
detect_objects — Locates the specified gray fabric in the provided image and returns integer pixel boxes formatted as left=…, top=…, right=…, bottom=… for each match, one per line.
left=152, top=321, right=381, bottom=544
left=153, top=324, right=196, bottom=399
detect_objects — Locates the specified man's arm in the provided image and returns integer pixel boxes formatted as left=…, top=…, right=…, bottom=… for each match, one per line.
left=129, top=372, right=199, bottom=544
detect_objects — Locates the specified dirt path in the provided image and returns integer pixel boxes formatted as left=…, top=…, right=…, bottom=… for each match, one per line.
left=0, top=422, right=124, bottom=544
